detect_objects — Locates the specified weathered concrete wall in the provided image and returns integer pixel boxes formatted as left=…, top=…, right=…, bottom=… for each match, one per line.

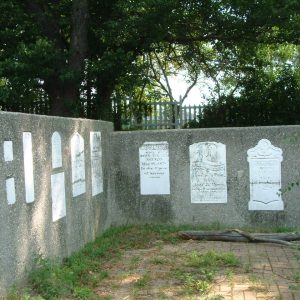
left=1, top=111, right=300, bottom=295
left=110, top=126, right=300, bottom=228
left=0, top=112, right=113, bottom=294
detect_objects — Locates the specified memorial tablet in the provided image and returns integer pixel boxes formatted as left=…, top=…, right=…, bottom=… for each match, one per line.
left=51, top=132, right=62, bottom=168
left=90, top=132, right=103, bottom=196
left=23, top=132, right=35, bottom=203
left=51, top=172, right=66, bottom=222
left=247, top=139, right=283, bottom=210
left=71, top=133, right=86, bottom=197
left=6, top=177, right=16, bottom=205
left=139, top=141, right=170, bottom=195
left=189, top=142, right=227, bottom=203
left=3, top=141, right=13, bottom=161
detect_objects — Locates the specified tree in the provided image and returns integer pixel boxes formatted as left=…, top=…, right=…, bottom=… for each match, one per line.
left=0, top=0, right=299, bottom=119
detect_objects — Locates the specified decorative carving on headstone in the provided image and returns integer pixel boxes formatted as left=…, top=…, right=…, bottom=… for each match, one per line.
left=247, top=139, right=284, bottom=210
left=139, top=141, right=170, bottom=195
left=51, top=172, right=66, bottom=222
left=3, top=141, right=13, bottom=161
left=71, top=133, right=86, bottom=197
left=189, top=142, right=227, bottom=203
left=23, top=132, right=35, bottom=203
left=90, top=132, right=103, bottom=196
left=51, top=132, right=62, bottom=168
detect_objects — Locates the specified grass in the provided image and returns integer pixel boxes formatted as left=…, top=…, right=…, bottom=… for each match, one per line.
left=8, top=223, right=300, bottom=299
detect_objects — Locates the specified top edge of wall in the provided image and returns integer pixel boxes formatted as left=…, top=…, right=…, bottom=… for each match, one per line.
left=0, top=111, right=114, bottom=125
left=112, top=124, right=300, bottom=135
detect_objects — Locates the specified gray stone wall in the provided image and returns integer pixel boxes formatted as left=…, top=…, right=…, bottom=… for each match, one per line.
left=110, top=126, right=300, bottom=228
left=0, top=112, right=113, bottom=294
left=1, top=111, right=300, bottom=295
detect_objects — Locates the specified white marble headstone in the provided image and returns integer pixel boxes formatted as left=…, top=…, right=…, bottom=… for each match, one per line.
left=90, top=132, right=103, bottom=196
left=247, top=139, right=283, bottom=210
left=3, top=141, right=13, bottom=161
left=51, top=132, right=62, bottom=168
left=139, top=141, right=170, bottom=195
left=189, top=142, right=227, bottom=203
left=6, top=177, right=16, bottom=205
left=51, top=172, right=66, bottom=222
left=71, top=133, right=86, bottom=197
left=23, top=132, right=35, bottom=203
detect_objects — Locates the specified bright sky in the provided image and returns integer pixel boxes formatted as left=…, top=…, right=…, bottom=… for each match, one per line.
left=168, top=73, right=212, bottom=106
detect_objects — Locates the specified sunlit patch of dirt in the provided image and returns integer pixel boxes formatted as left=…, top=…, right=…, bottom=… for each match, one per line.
left=94, top=240, right=300, bottom=300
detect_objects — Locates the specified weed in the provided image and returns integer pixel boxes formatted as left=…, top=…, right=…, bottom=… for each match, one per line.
left=186, top=251, right=240, bottom=268
left=182, top=273, right=211, bottom=295
left=133, top=273, right=150, bottom=289
left=151, top=257, right=168, bottom=265
left=293, top=271, right=300, bottom=282
left=204, top=295, right=225, bottom=300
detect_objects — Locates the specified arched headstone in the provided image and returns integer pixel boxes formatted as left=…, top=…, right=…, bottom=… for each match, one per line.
left=247, top=139, right=284, bottom=210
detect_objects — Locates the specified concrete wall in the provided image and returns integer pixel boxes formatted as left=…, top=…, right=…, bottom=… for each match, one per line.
left=1, top=111, right=300, bottom=295
left=110, top=126, right=300, bottom=228
left=0, top=112, right=113, bottom=294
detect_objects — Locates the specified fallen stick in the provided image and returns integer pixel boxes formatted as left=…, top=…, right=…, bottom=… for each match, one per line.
left=178, top=230, right=300, bottom=246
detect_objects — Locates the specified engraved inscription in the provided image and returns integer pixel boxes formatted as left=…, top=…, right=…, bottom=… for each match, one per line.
left=189, top=142, right=227, bottom=203
left=71, top=133, right=86, bottom=197
left=139, top=142, right=170, bottom=195
left=90, top=132, right=103, bottom=196
left=51, top=172, right=66, bottom=222
left=51, top=132, right=62, bottom=168
left=247, top=139, right=283, bottom=210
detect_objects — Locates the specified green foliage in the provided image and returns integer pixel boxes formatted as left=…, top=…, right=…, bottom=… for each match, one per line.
left=0, top=0, right=299, bottom=120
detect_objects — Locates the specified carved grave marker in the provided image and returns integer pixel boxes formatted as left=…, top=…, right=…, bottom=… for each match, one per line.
left=71, top=133, right=86, bottom=197
left=139, top=142, right=170, bottom=195
left=189, top=142, right=227, bottom=203
left=247, top=139, right=283, bottom=210
left=90, top=132, right=103, bottom=196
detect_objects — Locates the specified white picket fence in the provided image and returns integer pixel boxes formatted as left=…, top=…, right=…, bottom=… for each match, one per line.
left=113, top=100, right=201, bottom=130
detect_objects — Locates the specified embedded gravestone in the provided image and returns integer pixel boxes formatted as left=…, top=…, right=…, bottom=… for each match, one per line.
left=90, top=132, right=103, bottom=196
left=71, top=133, right=86, bottom=197
left=51, top=172, right=66, bottom=222
left=3, top=141, right=13, bottom=161
left=23, top=132, right=35, bottom=203
left=139, top=141, right=170, bottom=195
left=189, top=142, right=227, bottom=203
left=51, top=132, right=62, bottom=168
left=247, top=139, right=283, bottom=210
left=6, top=178, right=16, bottom=205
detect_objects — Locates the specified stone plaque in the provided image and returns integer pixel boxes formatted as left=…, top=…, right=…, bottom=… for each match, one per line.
left=90, top=132, right=103, bottom=196
left=247, top=139, right=283, bottom=210
left=23, top=132, right=35, bottom=203
left=3, top=141, right=13, bottom=161
left=71, top=133, right=86, bottom=197
left=6, top=177, right=16, bottom=205
left=189, top=142, right=227, bottom=203
left=139, top=142, right=170, bottom=195
left=51, top=132, right=62, bottom=168
left=51, top=172, right=66, bottom=222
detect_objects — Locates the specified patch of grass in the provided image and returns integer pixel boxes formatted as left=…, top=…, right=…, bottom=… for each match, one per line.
left=151, top=257, right=168, bottom=265
left=133, top=273, right=151, bottom=289
left=204, top=295, right=225, bottom=300
left=186, top=250, right=240, bottom=268
left=14, top=223, right=299, bottom=299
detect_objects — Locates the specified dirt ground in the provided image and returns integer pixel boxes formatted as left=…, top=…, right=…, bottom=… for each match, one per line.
left=94, top=239, right=300, bottom=300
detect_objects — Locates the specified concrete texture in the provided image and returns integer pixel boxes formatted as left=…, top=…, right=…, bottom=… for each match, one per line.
left=0, top=111, right=113, bottom=294
left=1, top=111, right=300, bottom=295
left=110, top=126, right=300, bottom=228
